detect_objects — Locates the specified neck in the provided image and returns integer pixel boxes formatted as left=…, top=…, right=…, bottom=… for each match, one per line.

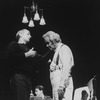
left=56, top=42, right=60, bottom=47
left=38, top=94, right=44, bottom=99
left=54, top=42, right=61, bottom=52
left=18, top=39, right=26, bottom=44
left=41, top=94, right=44, bottom=99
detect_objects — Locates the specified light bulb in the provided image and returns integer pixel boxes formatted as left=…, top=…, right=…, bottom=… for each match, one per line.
left=40, top=16, right=46, bottom=25
left=28, top=18, right=35, bottom=27
left=22, top=13, right=28, bottom=23
left=34, top=10, right=40, bottom=20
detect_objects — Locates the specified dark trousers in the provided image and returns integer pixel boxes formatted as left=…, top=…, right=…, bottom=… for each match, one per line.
left=10, top=74, right=32, bottom=100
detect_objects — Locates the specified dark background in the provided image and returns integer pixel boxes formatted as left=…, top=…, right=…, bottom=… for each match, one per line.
left=0, top=0, right=99, bottom=99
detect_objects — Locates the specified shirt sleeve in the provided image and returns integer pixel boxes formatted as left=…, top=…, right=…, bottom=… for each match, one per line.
left=59, top=45, right=74, bottom=87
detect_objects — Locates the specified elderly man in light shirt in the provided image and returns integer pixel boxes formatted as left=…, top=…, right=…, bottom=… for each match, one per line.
left=42, top=31, right=74, bottom=100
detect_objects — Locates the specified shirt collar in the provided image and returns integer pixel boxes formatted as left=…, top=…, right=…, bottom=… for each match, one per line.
left=54, top=43, right=63, bottom=52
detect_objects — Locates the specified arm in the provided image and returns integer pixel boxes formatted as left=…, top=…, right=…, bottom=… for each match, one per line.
left=59, top=45, right=73, bottom=87
left=7, top=41, right=37, bottom=62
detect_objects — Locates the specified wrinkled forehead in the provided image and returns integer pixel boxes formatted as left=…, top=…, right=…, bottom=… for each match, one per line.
left=44, top=36, right=50, bottom=42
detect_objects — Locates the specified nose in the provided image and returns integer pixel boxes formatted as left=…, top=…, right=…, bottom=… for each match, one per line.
left=46, top=44, right=49, bottom=47
left=30, top=35, right=32, bottom=38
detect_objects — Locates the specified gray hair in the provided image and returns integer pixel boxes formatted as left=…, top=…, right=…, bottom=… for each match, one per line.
left=42, top=31, right=61, bottom=43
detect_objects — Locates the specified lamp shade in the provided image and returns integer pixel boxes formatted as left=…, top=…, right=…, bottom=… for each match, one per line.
left=39, top=16, right=46, bottom=25
left=22, top=13, right=28, bottom=23
left=28, top=18, right=35, bottom=27
left=34, top=11, right=40, bottom=20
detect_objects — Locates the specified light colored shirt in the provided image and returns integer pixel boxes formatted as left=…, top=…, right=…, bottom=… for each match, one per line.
left=50, top=43, right=74, bottom=87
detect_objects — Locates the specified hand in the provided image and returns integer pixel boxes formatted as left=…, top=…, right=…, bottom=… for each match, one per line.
left=25, top=47, right=37, bottom=57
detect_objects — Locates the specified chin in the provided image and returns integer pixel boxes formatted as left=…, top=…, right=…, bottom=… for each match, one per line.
left=48, top=46, right=53, bottom=50
left=26, top=41, right=29, bottom=44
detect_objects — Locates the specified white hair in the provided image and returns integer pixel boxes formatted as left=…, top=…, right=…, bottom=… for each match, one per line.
left=42, top=31, right=61, bottom=43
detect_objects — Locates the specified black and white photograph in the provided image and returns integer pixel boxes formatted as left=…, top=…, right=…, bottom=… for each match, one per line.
left=0, top=0, right=99, bottom=100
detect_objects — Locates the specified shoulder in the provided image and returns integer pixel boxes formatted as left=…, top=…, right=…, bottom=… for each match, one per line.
left=32, top=96, right=41, bottom=100
left=8, top=41, right=18, bottom=47
left=60, top=44, right=72, bottom=54
left=7, top=41, right=20, bottom=52
left=61, top=44, right=71, bottom=51
left=45, top=96, right=53, bottom=100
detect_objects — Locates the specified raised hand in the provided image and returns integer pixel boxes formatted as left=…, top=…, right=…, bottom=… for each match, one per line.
left=25, top=47, right=37, bottom=57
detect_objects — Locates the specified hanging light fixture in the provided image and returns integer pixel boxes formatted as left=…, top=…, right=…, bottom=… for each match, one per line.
left=22, top=13, right=28, bottom=23
left=34, top=4, right=40, bottom=21
left=39, top=10, right=46, bottom=25
left=22, top=0, right=46, bottom=27
left=28, top=18, right=35, bottom=27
